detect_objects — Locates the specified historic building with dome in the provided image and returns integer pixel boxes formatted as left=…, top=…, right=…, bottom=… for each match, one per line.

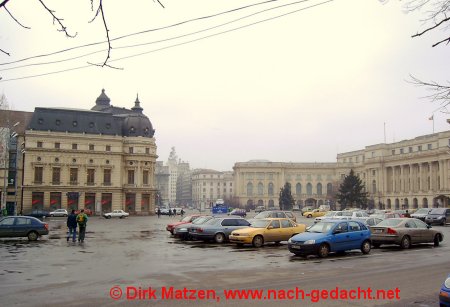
left=19, top=89, right=158, bottom=215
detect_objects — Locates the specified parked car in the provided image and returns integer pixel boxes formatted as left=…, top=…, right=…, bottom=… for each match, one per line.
left=369, top=212, right=401, bottom=219
left=103, top=210, right=129, bottom=219
left=229, top=209, right=247, bottom=217
left=0, top=216, right=49, bottom=241
left=49, top=209, right=68, bottom=217
left=314, top=211, right=340, bottom=223
left=303, top=209, right=327, bottom=218
left=301, top=206, right=314, bottom=214
left=440, top=274, right=450, bottom=307
left=370, top=218, right=444, bottom=249
left=410, top=208, right=433, bottom=222
left=75, top=209, right=93, bottom=216
left=361, top=217, right=384, bottom=227
left=166, top=215, right=201, bottom=234
left=287, top=219, right=371, bottom=258
left=229, top=218, right=306, bottom=247
left=23, top=210, right=51, bottom=218
left=255, top=206, right=265, bottom=213
left=425, top=208, right=450, bottom=226
left=254, top=210, right=297, bottom=222
left=189, top=217, right=251, bottom=243
left=173, top=216, right=214, bottom=240
left=334, top=210, right=370, bottom=221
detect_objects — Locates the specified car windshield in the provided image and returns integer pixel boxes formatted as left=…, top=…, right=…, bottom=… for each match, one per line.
left=324, top=212, right=336, bottom=217
left=204, top=218, right=220, bottom=225
left=254, top=212, right=271, bottom=219
left=307, top=222, right=335, bottom=233
left=181, top=216, right=193, bottom=222
left=376, top=219, right=403, bottom=227
left=192, top=216, right=210, bottom=224
left=250, top=220, right=271, bottom=228
left=342, top=211, right=353, bottom=216
left=429, top=208, right=446, bottom=215
left=414, top=208, right=429, bottom=214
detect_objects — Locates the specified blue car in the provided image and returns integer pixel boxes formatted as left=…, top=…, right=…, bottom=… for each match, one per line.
left=288, top=219, right=371, bottom=258
left=0, top=216, right=49, bottom=241
left=440, top=274, right=450, bottom=307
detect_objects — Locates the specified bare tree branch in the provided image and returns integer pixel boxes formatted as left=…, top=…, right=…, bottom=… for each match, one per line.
left=89, top=0, right=112, bottom=67
left=37, top=0, right=77, bottom=38
left=0, top=48, right=10, bottom=56
left=432, top=35, right=450, bottom=46
left=154, top=0, right=165, bottom=9
left=408, top=75, right=450, bottom=110
left=0, top=0, right=11, bottom=9
left=87, top=61, right=123, bottom=70
left=4, top=6, right=31, bottom=29
left=412, top=16, right=450, bottom=37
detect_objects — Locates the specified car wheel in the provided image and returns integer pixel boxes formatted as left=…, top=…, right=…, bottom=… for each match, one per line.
left=400, top=236, right=411, bottom=249
left=372, top=243, right=381, bottom=248
left=361, top=240, right=371, bottom=254
left=318, top=243, right=330, bottom=258
left=120, top=216, right=123, bottom=219
left=214, top=233, right=226, bottom=244
left=441, top=219, right=446, bottom=226
left=307, top=214, right=312, bottom=218
left=252, top=235, right=264, bottom=248
left=28, top=231, right=38, bottom=241
left=434, top=234, right=441, bottom=247
left=50, top=214, right=54, bottom=217
left=107, top=216, right=112, bottom=219
left=64, top=214, right=68, bottom=217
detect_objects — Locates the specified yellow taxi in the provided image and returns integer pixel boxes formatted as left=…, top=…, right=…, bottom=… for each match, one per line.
left=229, top=218, right=306, bottom=247
left=303, top=209, right=327, bottom=218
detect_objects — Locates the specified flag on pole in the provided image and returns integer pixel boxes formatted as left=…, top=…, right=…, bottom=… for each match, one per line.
left=428, top=115, right=434, bottom=120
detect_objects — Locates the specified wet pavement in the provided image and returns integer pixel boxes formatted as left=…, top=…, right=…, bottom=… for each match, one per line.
left=0, top=212, right=449, bottom=306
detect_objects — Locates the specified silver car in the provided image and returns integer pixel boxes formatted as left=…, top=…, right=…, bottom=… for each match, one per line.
left=189, top=217, right=250, bottom=243
left=49, top=209, right=68, bottom=217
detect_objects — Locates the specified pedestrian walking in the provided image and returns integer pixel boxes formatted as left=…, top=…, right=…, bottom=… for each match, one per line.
left=157, top=207, right=161, bottom=218
left=66, top=209, right=78, bottom=242
left=168, top=208, right=172, bottom=217
left=76, top=209, right=88, bottom=243
left=173, top=208, right=176, bottom=217
left=180, top=208, right=184, bottom=217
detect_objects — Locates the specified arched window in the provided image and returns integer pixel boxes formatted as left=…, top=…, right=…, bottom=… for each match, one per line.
left=258, top=182, right=264, bottom=196
left=317, top=183, right=322, bottom=195
left=296, top=183, right=302, bottom=195
left=372, top=180, right=377, bottom=193
left=327, top=183, right=332, bottom=195
left=268, top=182, right=274, bottom=196
left=247, top=182, right=253, bottom=196
left=306, top=183, right=312, bottom=195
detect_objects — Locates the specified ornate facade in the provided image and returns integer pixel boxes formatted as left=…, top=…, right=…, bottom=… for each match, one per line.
left=21, top=90, right=158, bottom=215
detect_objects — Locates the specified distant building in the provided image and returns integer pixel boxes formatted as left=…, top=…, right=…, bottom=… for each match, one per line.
left=191, top=169, right=234, bottom=209
left=155, top=161, right=170, bottom=207
left=18, top=90, right=158, bottom=215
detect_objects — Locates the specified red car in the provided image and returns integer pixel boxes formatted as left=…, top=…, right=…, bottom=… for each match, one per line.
left=166, top=215, right=202, bottom=234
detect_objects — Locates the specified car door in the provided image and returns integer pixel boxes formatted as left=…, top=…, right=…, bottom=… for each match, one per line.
left=331, top=222, right=350, bottom=251
left=14, top=217, right=32, bottom=236
left=280, top=219, right=295, bottom=241
left=412, top=219, right=434, bottom=243
left=265, top=220, right=282, bottom=242
left=221, top=219, right=239, bottom=238
left=0, top=217, right=16, bottom=237
left=347, top=221, right=365, bottom=249
left=404, top=220, right=420, bottom=243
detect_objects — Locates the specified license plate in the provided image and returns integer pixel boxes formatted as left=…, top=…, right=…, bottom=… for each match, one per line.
left=291, top=245, right=301, bottom=250
left=374, top=229, right=383, bottom=233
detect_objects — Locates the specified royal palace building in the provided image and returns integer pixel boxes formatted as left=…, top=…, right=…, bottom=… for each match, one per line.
left=16, top=90, right=158, bottom=215
left=233, top=130, right=450, bottom=210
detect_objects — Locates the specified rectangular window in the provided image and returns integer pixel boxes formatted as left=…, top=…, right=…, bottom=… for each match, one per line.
left=89, top=144, right=94, bottom=151
left=418, top=145, right=422, bottom=151
left=409, top=147, right=412, bottom=153
left=128, top=170, right=135, bottom=184
left=143, top=170, right=149, bottom=185
left=400, top=148, right=404, bottom=154
left=103, top=169, right=111, bottom=185
left=106, top=145, right=111, bottom=152
left=69, top=168, right=78, bottom=184
left=34, top=167, right=43, bottom=183
left=37, top=141, right=43, bottom=148
left=391, top=150, right=395, bottom=155
left=87, top=169, right=95, bottom=185
left=72, top=143, right=78, bottom=150
left=52, top=167, right=60, bottom=184
left=145, top=148, right=150, bottom=154
left=427, top=144, right=432, bottom=150
left=129, top=147, right=134, bottom=154
left=55, top=142, right=60, bottom=149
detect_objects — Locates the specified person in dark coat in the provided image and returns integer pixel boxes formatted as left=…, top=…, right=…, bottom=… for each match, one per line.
left=66, top=210, right=77, bottom=242
left=173, top=208, right=176, bottom=216
left=157, top=207, right=161, bottom=218
left=168, top=208, right=172, bottom=217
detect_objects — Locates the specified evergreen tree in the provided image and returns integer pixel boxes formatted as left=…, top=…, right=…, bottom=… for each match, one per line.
left=279, top=182, right=295, bottom=211
left=336, top=169, right=368, bottom=209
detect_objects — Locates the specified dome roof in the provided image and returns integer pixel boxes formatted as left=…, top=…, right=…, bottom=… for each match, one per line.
left=95, top=89, right=111, bottom=106
left=122, top=113, right=155, bottom=138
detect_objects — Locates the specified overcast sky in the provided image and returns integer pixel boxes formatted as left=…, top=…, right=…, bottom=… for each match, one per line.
left=0, top=0, right=449, bottom=171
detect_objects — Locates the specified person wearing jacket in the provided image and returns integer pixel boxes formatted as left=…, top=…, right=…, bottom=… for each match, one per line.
left=66, top=210, right=78, bottom=242
left=76, top=209, right=89, bottom=243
